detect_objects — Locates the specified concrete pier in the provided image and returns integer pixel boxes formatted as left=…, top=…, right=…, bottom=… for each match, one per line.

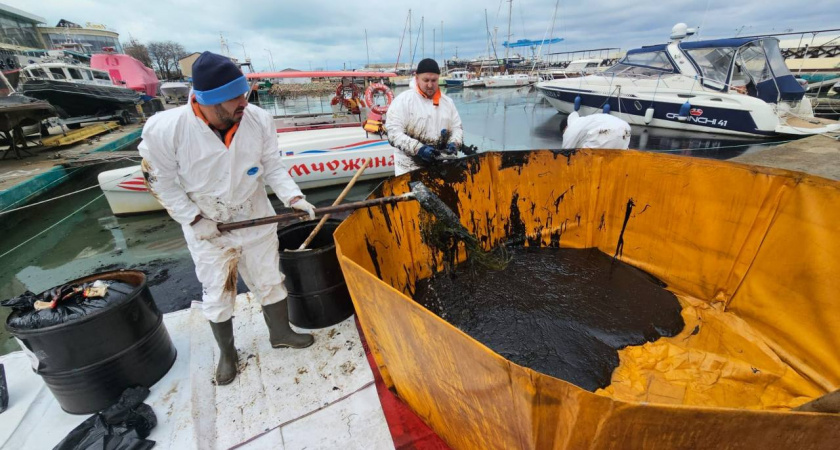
left=731, top=134, right=840, bottom=181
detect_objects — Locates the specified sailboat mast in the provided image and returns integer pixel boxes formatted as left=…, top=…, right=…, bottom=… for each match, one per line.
left=409, top=9, right=413, bottom=68
left=422, top=16, right=425, bottom=58
left=365, top=29, right=370, bottom=68
left=441, top=21, right=446, bottom=72
left=505, top=0, right=513, bottom=64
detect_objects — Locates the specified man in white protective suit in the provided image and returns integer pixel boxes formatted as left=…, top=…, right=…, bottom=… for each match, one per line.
left=138, top=52, right=317, bottom=385
left=560, top=111, right=632, bottom=149
left=385, top=58, right=464, bottom=176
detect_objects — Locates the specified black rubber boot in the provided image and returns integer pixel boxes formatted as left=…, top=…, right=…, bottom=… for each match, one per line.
left=262, top=300, right=315, bottom=349
left=209, top=319, right=238, bottom=385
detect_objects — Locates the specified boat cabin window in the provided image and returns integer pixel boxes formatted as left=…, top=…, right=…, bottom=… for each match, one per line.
left=585, top=62, right=600, bottom=69
left=67, top=68, right=83, bottom=80
left=763, top=39, right=793, bottom=78
left=49, top=67, right=67, bottom=80
left=684, top=47, right=736, bottom=90
left=622, top=51, right=674, bottom=71
left=736, top=43, right=772, bottom=86
left=604, top=64, right=667, bottom=77
left=92, top=71, right=111, bottom=81
left=27, top=68, right=47, bottom=79
left=604, top=50, right=675, bottom=76
left=80, top=69, right=93, bottom=81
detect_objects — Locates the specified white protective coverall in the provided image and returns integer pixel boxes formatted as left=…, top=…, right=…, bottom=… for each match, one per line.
left=138, top=97, right=304, bottom=322
left=561, top=111, right=632, bottom=149
left=385, top=81, right=463, bottom=176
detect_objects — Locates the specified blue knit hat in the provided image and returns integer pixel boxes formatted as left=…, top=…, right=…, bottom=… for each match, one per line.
left=192, top=51, right=249, bottom=105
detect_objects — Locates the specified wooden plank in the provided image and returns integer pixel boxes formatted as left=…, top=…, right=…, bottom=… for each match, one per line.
left=41, top=122, right=120, bottom=147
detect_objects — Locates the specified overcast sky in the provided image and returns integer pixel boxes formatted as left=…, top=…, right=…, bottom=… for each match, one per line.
left=9, top=0, right=838, bottom=71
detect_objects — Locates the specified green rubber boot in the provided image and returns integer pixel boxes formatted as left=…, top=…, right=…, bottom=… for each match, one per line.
left=262, top=300, right=315, bottom=349
left=209, top=319, right=238, bottom=385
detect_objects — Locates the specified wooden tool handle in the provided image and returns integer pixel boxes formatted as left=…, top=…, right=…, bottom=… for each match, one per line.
left=299, top=158, right=371, bottom=250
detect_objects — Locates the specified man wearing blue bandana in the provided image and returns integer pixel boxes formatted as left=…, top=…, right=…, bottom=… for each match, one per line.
left=138, top=51, right=316, bottom=386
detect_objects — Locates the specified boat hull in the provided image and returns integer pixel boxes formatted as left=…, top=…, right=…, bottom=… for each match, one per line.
left=99, top=126, right=396, bottom=216
left=160, top=83, right=190, bottom=103
left=538, top=83, right=782, bottom=137
left=20, top=79, right=140, bottom=118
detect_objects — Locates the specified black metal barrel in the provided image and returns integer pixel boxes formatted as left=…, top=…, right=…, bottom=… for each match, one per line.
left=278, top=220, right=354, bottom=329
left=5, top=270, right=177, bottom=414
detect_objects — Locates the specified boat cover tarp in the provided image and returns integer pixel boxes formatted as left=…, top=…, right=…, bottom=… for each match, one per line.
left=334, top=149, right=840, bottom=449
left=91, top=54, right=160, bottom=97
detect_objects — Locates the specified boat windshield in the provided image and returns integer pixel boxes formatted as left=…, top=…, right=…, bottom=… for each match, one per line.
left=604, top=50, right=675, bottom=76
left=763, top=39, right=794, bottom=78
left=736, top=42, right=772, bottom=85
left=683, top=47, right=736, bottom=90
left=604, top=64, right=667, bottom=77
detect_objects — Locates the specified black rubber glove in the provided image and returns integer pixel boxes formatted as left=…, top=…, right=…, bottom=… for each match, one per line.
left=417, top=145, right=440, bottom=163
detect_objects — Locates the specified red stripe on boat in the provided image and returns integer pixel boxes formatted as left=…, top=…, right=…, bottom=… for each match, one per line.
left=117, top=185, right=148, bottom=192
left=276, top=123, right=361, bottom=133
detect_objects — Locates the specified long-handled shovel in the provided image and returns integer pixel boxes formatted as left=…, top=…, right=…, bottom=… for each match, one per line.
left=293, top=158, right=371, bottom=251
left=217, top=182, right=457, bottom=233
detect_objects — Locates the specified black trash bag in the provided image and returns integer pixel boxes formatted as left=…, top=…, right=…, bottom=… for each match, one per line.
left=2, top=281, right=136, bottom=331
left=54, top=386, right=157, bottom=450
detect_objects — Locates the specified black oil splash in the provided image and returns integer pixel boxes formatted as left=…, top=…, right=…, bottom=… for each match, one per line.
left=413, top=246, right=684, bottom=391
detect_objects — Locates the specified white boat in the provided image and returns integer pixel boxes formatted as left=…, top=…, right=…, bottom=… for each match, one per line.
left=536, top=24, right=840, bottom=137
left=99, top=71, right=399, bottom=216
left=464, top=78, right=486, bottom=88
left=484, top=73, right=532, bottom=88
left=159, top=81, right=190, bottom=104
left=540, top=58, right=611, bottom=80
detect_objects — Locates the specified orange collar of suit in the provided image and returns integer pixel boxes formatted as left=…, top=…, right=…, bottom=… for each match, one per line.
left=416, top=84, right=441, bottom=106
left=191, top=96, right=240, bottom=148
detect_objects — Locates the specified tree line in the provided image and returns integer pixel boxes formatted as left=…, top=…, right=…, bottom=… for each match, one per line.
left=123, top=38, right=189, bottom=80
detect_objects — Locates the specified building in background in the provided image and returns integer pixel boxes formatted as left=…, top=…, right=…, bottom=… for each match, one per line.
left=178, top=52, right=200, bottom=79
left=0, top=3, right=46, bottom=50
left=37, top=19, right=122, bottom=56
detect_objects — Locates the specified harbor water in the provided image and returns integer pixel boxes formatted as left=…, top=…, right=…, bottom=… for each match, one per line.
left=0, top=86, right=787, bottom=355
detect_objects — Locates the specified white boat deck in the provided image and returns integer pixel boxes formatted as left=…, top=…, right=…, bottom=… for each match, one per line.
left=0, top=294, right=394, bottom=450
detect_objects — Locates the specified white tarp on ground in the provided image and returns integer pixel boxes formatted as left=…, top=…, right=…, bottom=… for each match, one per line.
left=0, top=294, right=394, bottom=450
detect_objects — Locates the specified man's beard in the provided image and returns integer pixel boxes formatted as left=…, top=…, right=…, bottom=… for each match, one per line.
left=215, top=105, right=244, bottom=129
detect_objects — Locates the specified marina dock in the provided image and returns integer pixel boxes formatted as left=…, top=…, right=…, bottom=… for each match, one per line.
left=0, top=124, right=142, bottom=212
left=731, top=134, right=840, bottom=181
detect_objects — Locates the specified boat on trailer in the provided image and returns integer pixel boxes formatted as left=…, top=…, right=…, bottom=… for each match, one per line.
left=536, top=23, right=840, bottom=137
left=99, top=71, right=399, bottom=216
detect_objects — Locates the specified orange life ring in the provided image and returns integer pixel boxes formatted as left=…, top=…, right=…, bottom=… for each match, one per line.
left=364, top=83, right=394, bottom=115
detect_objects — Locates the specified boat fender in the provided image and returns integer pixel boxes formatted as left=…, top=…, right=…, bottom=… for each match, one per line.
left=603, top=103, right=611, bottom=114
left=574, top=95, right=581, bottom=111
left=644, top=107, right=655, bottom=124
left=364, top=83, right=395, bottom=115
left=678, top=101, right=691, bottom=121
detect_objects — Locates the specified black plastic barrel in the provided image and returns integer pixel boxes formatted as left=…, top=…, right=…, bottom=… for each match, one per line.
left=5, top=270, right=177, bottom=414
left=278, top=220, right=354, bottom=329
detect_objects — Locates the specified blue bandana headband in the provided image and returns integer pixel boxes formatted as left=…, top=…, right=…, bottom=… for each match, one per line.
left=193, top=75, right=249, bottom=105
